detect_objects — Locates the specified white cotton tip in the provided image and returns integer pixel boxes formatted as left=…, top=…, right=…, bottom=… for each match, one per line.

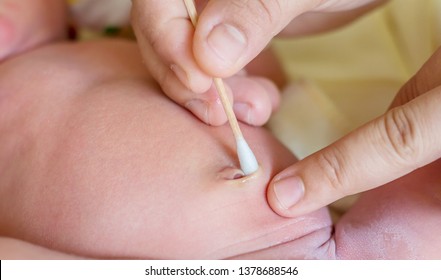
left=236, top=137, right=259, bottom=175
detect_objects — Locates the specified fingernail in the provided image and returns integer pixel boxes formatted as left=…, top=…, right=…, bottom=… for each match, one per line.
left=207, top=24, right=247, bottom=65
left=185, top=99, right=210, bottom=124
left=170, top=64, right=189, bottom=88
left=273, top=176, right=304, bottom=209
left=233, top=102, right=253, bottom=125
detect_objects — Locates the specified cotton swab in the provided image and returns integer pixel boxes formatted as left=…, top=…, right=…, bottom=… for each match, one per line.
left=183, top=0, right=259, bottom=175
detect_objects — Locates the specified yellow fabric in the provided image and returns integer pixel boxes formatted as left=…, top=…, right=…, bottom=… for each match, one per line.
left=269, top=0, right=440, bottom=158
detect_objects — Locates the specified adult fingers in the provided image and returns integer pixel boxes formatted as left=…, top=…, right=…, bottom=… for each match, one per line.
left=192, top=0, right=319, bottom=77
left=192, top=0, right=387, bottom=77
left=131, top=0, right=212, bottom=94
left=268, top=89, right=441, bottom=217
left=225, top=75, right=280, bottom=126
left=134, top=27, right=227, bottom=125
left=278, top=0, right=388, bottom=37
left=132, top=0, right=280, bottom=126
left=136, top=27, right=279, bottom=126
left=267, top=48, right=441, bottom=217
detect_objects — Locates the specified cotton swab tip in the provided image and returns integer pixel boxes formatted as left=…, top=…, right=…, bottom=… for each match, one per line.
left=236, top=137, right=259, bottom=175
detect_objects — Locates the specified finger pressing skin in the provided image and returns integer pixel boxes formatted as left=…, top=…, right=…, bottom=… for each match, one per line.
left=131, top=0, right=212, bottom=94
left=192, top=0, right=319, bottom=77
left=267, top=46, right=441, bottom=218
left=268, top=87, right=441, bottom=217
left=225, top=75, right=279, bottom=126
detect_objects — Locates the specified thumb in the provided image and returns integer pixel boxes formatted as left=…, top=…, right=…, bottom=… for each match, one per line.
left=192, top=0, right=318, bottom=77
left=267, top=87, right=441, bottom=217
left=267, top=47, right=441, bottom=217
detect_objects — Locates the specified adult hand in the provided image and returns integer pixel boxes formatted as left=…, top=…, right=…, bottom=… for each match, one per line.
left=130, top=0, right=385, bottom=125
left=267, top=47, right=441, bottom=217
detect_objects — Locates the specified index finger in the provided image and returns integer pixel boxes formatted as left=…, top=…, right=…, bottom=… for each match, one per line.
left=131, top=0, right=212, bottom=93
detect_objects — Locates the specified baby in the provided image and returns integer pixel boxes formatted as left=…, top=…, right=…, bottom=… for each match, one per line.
left=0, top=0, right=131, bottom=61
left=1, top=38, right=440, bottom=259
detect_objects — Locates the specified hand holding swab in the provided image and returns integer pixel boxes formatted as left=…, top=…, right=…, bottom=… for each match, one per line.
left=183, top=0, right=259, bottom=175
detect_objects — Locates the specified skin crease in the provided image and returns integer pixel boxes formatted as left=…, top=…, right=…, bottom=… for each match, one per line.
left=0, top=39, right=440, bottom=260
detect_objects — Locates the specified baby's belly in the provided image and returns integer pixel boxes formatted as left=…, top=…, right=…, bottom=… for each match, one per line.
left=0, top=133, right=335, bottom=260
left=0, top=183, right=336, bottom=260
left=0, top=88, right=335, bottom=259
left=0, top=40, right=336, bottom=259
left=0, top=144, right=335, bottom=260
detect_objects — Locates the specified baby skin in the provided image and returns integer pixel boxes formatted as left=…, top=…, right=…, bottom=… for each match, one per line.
left=0, top=39, right=440, bottom=259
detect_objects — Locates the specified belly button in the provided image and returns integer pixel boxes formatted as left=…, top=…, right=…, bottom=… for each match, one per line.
left=219, top=167, right=245, bottom=180
left=218, top=165, right=261, bottom=182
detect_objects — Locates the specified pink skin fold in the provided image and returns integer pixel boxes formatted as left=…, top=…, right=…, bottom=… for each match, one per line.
left=0, top=0, right=67, bottom=61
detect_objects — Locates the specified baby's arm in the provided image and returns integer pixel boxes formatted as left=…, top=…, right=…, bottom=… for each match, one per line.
left=334, top=159, right=441, bottom=259
left=0, top=0, right=67, bottom=61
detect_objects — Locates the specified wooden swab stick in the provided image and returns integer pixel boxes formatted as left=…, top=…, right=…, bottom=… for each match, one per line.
left=183, top=0, right=259, bottom=175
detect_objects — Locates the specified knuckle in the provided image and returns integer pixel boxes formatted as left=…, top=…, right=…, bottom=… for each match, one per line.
left=255, top=0, right=282, bottom=26
left=396, top=75, right=422, bottom=105
left=229, top=0, right=283, bottom=31
left=316, top=148, right=348, bottom=196
left=381, top=107, right=421, bottom=164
